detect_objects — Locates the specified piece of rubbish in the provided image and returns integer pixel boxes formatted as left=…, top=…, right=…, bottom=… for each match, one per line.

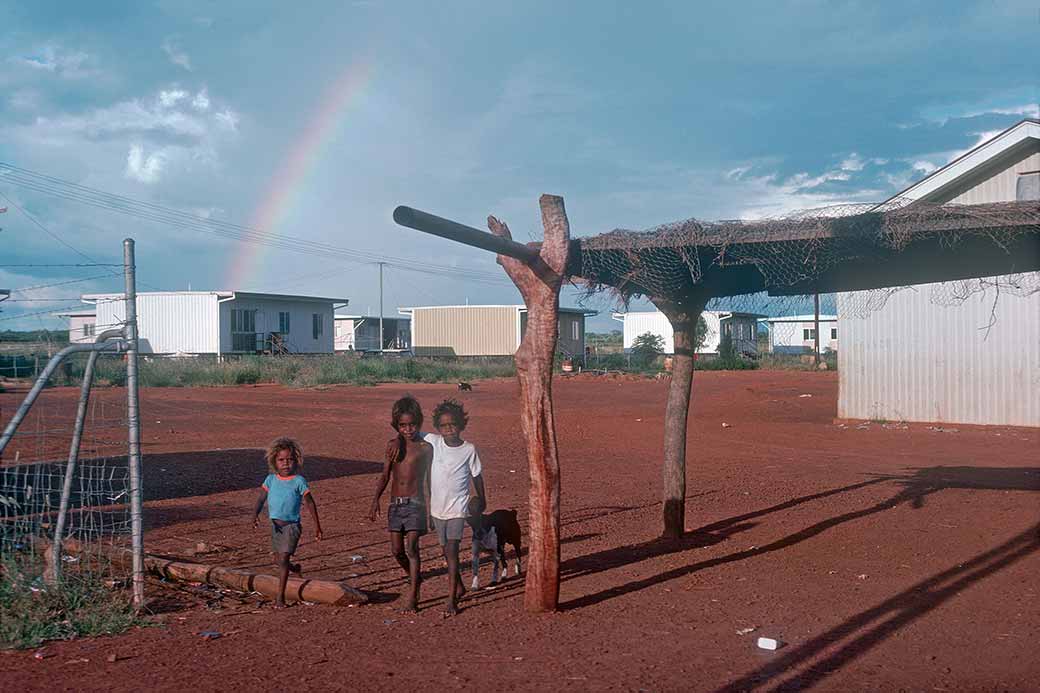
left=509, top=469, right=516, bottom=473
left=34, top=649, right=55, bottom=660
left=736, top=626, right=757, bottom=635
left=635, top=418, right=642, bottom=422
left=798, top=394, right=812, bottom=398
left=857, top=574, right=868, bottom=580
left=106, top=653, right=128, bottom=663
left=198, top=631, right=222, bottom=640
left=756, top=637, right=782, bottom=650
left=721, top=422, right=731, bottom=428
left=350, top=555, right=365, bottom=563
left=61, top=555, right=79, bottom=563
left=64, top=658, right=89, bottom=665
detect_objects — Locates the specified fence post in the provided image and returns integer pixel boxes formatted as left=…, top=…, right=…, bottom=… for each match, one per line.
left=123, top=239, right=145, bottom=608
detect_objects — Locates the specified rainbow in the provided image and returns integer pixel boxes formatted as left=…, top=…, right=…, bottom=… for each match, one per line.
left=228, top=60, right=374, bottom=289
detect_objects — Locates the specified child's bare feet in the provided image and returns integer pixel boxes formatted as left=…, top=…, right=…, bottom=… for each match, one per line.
left=274, top=599, right=287, bottom=609
left=400, top=599, right=418, bottom=613
left=443, top=602, right=459, bottom=617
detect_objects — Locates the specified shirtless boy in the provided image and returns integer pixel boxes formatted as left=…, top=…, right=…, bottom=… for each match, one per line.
left=369, top=395, right=433, bottom=612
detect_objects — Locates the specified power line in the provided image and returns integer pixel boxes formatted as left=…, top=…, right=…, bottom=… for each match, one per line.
left=11, top=274, right=115, bottom=293
left=0, top=163, right=513, bottom=286
left=0, top=263, right=122, bottom=268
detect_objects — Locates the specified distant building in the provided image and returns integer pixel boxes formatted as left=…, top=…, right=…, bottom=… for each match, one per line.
left=611, top=310, right=763, bottom=355
left=762, top=314, right=838, bottom=354
left=82, top=291, right=349, bottom=356
left=60, top=310, right=97, bottom=344
left=400, top=305, right=595, bottom=357
left=838, top=118, right=1040, bottom=426
left=334, top=315, right=411, bottom=352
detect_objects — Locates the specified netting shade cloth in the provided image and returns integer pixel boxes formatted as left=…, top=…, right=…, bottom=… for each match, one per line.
left=572, top=200, right=1040, bottom=302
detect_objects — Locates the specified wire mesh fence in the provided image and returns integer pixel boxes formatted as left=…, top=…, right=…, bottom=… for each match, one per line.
left=0, top=354, right=133, bottom=592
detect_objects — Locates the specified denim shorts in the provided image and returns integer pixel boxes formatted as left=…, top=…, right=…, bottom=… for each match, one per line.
left=388, top=497, right=428, bottom=534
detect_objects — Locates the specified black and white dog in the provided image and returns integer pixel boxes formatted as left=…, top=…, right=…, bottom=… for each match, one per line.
left=466, top=498, right=522, bottom=589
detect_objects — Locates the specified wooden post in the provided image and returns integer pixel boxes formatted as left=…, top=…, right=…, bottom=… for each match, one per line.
left=488, top=194, right=570, bottom=612
left=652, top=294, right=708, bottom=539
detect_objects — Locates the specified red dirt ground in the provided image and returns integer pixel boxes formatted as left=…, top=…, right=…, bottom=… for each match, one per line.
left=1, top=371, right=1038, bottom=692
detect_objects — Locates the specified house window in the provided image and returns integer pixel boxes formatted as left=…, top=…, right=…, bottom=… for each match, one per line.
left=831, top=327, right=837, bottom=340
left=279, top=311, right=291, bottom=334
left=83, top=323, right=96, bottom=338
left=1017, top=171, right=1039, bottom=201
left=724, top=323, right=732, bottom=337
left=803, top=328, right=816, bottom=340
left=231, top=309, right=255, bottom=333
left=571, top=320, right=579, bottom=341
left=312, top=313, right=324, bottom=340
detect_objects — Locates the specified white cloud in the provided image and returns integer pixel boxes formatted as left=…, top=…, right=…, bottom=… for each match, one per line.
left=125, top=144, right=166, bottom=183
left=840, top=153, right=866, bottom=172
left=8, top=44, right=93, bottom=78
left=911, top=160, right=938, bottom=175
left=162, top=37, right=192, bottom=71
left=158, top=89, right=189, bottom=108
left=192, top=88, right=210, bottom=111
left=214, top=109, right=239, bottom=132
left=6, top=87, right=240, bottom=184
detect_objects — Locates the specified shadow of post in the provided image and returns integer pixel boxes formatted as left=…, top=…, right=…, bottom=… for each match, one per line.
left=716, top=522, right=1040, bottom=692
left=559, top=466, right=1039, bottom=610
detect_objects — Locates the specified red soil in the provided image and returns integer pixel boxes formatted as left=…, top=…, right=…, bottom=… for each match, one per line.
left=1, top=371, right=1038, bottom=692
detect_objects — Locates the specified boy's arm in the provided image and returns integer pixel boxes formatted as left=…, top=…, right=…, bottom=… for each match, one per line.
left=304, top=493, right=323, bottom=541
left=472, top=473, right=487, bottom=508
left=252, top=489, right=268, bottom=528
left=424, top=443, right=433, bottom=526
left=369, top=440, right=397, bottom=521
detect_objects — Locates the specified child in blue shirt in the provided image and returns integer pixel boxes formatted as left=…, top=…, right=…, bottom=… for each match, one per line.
left=252, top=437, right=323, bottom=607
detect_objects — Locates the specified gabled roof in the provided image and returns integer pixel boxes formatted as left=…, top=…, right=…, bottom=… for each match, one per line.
left=82, top=290, right=349, bottom=304
left=886, top=118, right=1040, bottom=203
left=400, top=304, right=597, bottom=316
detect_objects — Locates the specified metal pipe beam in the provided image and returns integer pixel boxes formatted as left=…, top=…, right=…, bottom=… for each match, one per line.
left=0, top=340, right=126, bottom=457
left=393, top=206, right=542, bottom=264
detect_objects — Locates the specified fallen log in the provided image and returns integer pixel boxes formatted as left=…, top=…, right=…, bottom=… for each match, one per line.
left=50, top=538, right=369, bottom=606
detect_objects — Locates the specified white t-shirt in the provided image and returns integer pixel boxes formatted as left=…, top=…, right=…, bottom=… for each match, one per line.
left=424, top=432, right=482, bottom=520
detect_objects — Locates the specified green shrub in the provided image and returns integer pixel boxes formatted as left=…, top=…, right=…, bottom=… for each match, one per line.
left=0, top=556, right=140, bottom=650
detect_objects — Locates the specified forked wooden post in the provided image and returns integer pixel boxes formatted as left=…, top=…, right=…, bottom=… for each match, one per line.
left=488, top=194, right=570, bottom=612
left=652, top=294, right=708, bottom=539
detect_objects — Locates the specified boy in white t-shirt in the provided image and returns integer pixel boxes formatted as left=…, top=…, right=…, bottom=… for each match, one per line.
left=424, top=398, right=485, bottom=616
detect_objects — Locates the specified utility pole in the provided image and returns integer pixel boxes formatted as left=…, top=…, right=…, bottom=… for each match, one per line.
left=377, top=262, right=385, bottom=354
left=813, top=292, right=821, bottom=366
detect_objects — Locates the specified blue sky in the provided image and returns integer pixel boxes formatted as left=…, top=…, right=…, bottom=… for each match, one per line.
left=1, top=1, right=1037, bottom=331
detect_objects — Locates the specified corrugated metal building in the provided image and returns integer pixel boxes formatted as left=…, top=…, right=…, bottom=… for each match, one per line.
left=838, top=119, right=1040, bottom=426
left=611, top=310, right=762, bottom=355
left=401, top=305, right=594, bottom=357
left=83, top=291, right=349, bottom=356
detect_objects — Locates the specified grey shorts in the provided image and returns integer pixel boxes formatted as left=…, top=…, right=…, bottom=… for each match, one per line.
left=388, top=497, right=428, bottom=534
left=271, top=520, right=301, bottom=555
left=433, top=517, right=466, bottom=545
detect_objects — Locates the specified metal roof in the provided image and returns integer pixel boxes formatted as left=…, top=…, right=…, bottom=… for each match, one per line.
left=82, top=290, right=349, bottom=304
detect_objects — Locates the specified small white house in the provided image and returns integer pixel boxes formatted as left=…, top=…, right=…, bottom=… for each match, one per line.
left=81, top=291, right=349, bottom=356
left=60, top=310, right=98, bottom=344
left=763, top=314, right=838, bottom=354
left=334, top=315, right=411, bottom=352
left=612, top=310, right=762, bottom=355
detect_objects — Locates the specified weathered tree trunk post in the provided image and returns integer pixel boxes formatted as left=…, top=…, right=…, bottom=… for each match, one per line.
left=652, top=294, right=708, bottom=539
left=488, top=194, right=570, bottom=612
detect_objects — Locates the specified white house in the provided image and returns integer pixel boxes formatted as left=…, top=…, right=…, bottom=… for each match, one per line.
left=60, top=310, right=98, bottom=344
left=838, top=118, right=1040, bottom=426
left=334, top=315, right=411, bottom=352
left=611, top=310, right=763, bottom=355
left=81, top=291, right=349, bottom=356
left=763, top=314, right=838, bottom=354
